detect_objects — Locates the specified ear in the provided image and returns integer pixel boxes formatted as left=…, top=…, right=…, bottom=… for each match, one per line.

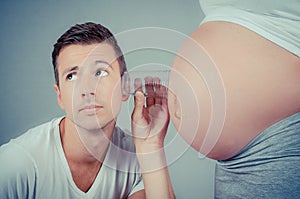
left=121, top=72, right=130, bottom=102
left=53, top=84, right=65, bottom=110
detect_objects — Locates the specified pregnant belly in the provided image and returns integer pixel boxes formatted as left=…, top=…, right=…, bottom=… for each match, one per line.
left=168, top=21, right=300, bottom=160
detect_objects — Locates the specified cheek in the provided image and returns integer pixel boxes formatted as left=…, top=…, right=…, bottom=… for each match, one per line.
left=60, top=91, right=75, bottom=116
left=61, top=85, right=79, bottom=109
left=110, top=79, right=123, bottom=117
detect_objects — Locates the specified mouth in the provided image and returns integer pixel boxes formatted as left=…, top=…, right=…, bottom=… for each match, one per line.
left=78, top=104, right=103, bottom=114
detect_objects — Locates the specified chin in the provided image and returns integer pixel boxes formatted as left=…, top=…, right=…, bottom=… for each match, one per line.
left=72, top=116, right=100, bottom=130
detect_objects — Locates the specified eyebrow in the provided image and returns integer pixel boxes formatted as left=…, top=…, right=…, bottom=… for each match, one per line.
left=62, top=66, right=79, bottom=77
left=95, top=60, right=112, bottom=68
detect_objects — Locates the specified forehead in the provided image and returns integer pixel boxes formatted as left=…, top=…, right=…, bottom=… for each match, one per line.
left=57, top=43, right=118, bottom=71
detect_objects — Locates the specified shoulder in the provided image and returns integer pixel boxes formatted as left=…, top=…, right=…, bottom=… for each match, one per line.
left=104, top=126, right=140, bottom=173
left=0, top=117, right=62, bottom=174
left=0, top=117, right=64, bottom=197
left=5, top=117, right=63, bottom=155
left=0, top=142, right=37, bottom=197
left=0, top=141, right=37, bottom=171
left=12, top=117, right=62, bottom=145
left=111, top=126, right=136, bottom=152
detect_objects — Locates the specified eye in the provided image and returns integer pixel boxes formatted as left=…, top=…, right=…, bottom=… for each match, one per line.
left=96, top=70, right=108, bottom=77
left=66, top=72, right=77, bottom=81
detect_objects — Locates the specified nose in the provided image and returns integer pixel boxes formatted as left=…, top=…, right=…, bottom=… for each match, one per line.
left=78, top=76, right=97, bottom=98
left=81, top=91, right=95, bottom=97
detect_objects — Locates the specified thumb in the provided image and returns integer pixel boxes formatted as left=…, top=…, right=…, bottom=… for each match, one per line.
left=132, top=91, right=145, bottom=121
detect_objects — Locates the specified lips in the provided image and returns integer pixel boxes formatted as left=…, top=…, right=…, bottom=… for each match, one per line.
left=78, top=104, right=103, bottom=113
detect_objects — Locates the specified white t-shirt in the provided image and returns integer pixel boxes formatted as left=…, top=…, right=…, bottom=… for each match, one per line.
left=199, top=0, right=300, bottom=57
left=0, top=117, right=144, bottom=199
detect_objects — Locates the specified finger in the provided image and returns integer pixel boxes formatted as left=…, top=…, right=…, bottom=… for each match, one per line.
left=153, top=77, right=162, bottom=105
left=160, top=85, right=170, bottom=125
left=132, top=91, right=145, bottom=121
left=134, top=78, right=143, bottom=93
left=145, top=76, right=155, bottom=107
left=160, top=85, right=168, bottom=109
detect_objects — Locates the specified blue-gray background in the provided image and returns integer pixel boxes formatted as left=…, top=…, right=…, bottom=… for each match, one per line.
left=0, top=0, right=215, bottom=198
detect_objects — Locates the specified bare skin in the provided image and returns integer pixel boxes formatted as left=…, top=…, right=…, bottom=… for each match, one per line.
left=168, top=21, right=300, bottom=160
left=59, top=117, right=108, bottom=192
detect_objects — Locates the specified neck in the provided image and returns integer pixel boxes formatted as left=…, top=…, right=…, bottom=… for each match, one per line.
left=59, top=117, right=116, bottom=164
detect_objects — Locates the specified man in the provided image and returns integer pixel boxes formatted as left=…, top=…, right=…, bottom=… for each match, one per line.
left=0, top=22, right=174, bottom=198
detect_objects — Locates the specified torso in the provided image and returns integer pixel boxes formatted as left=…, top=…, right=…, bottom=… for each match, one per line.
left=169, top=21, right=300, bottom=160
left=59, top=117, right=105, bottom=192
left=1, top=118, right=143, bottom=198
left=67, top=159, right=102, bottom=192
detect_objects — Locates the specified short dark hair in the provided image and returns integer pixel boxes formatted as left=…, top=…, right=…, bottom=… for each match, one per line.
left=52, top=22, right=127, bottom=86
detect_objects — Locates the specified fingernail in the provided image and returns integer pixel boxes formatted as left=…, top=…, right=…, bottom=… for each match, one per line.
left=135, top=91, right=144, bottom=99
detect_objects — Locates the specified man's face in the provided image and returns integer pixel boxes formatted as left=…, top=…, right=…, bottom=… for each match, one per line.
left=54, top=43, right=126, bottom=131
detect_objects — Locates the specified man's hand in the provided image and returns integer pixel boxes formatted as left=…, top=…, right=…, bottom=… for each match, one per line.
left=131, top=77, right=170, bottom=152
left=131, top=77, right=175, bottom=199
